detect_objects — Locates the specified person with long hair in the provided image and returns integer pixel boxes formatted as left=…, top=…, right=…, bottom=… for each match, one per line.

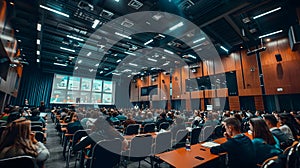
left=249, top=118, right=282, bottom=165
left=278, top=113, right=299, bottom=141
left=0, top=118, right=49, bottom=166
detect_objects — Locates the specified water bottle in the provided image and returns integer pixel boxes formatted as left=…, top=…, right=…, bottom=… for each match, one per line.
left=185, top=138, right=191, bottom=151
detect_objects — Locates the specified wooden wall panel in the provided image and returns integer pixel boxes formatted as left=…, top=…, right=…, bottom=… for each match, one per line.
left=216, top=88, right=228, bottom=97
left=229, top=96, right=240, bottom=110
left=261, top=38, right=300, bottom=95
left=181, top=66, right=190, bottom=99
left=130, top=81, right=138, bottom=102
left=254, top=95, right=264, bottom=111
left=172, top=67, right=182, bottom=99
left=219, top=53, right=238, bottom=73
left=235, top=49, right=261, bottom=96
left=160, top=73, right=170, bottom=100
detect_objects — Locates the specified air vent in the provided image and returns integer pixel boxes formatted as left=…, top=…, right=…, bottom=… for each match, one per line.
left=78, top=1, right=94, bottom=11
left=128, top=0, right=143, bottom=10
left=152, top=13, right=163, bottom=21
left=121, top=19, right=134, bottom=28
left=100, top=9, right=114, bottom=19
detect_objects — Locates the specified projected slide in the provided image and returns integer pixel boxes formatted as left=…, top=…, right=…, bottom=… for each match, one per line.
left=93, top=79, right=102, bottom=92
left=50, top=74, right=114, bottom=105
left=103, top=81, right=112, bottom=93
left=53, top=75, right=68, bottom=89
left=68, top=77, right=80, bottom=90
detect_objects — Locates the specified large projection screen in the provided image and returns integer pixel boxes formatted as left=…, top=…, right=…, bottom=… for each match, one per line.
left=50, top=74, right=115, bottom=105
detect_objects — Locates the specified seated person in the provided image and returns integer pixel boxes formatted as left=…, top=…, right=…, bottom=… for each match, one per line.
left=0, top=118, right=49, bottom=167
left=210, top=118, right=256, bottom=168
left=73, top=117, right=127, bottom=167
left=263, top=114, right=293, bottom=150
left=170, top=116, right=186, bottom=138
left=249, top=118, right=282, bottom=165
left=28, top=109, right=46, bottom=127
left=67, top=112, right=83, bottom=134
left=123, top=113, right=136, bottom=128
left=156, top=112, right=168, bottom=129
left=142, top=112, right=154, bottom=126
left=278, top=113, right=299, bottom=141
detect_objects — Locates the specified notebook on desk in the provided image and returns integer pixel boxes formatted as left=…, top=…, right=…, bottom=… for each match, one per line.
left=201, top=141, right=220, bottom=148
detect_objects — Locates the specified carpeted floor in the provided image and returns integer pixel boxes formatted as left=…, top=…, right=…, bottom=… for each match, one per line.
left=43, top=116, right=169, bottom=168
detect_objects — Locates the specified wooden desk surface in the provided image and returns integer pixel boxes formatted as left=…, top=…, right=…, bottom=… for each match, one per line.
left=155, top=133, right=252, bottom=168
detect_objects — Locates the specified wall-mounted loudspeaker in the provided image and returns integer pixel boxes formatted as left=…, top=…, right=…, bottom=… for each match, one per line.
left=162, top=79, right=165, bottom=84
left=275, top=54, right=282, bottom=62
left=288, top=24, right=300, bottom=51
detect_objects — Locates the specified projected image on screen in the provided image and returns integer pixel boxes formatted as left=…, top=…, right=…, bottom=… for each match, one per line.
left=50, top=74, right=115, bottom=104
left=103, top=81, right=112, bottom=93
left=92, top=93, right=102, bottom=103
left=67, top=91, right=80, bottom=103
left=81, top=92, right=91, bottom=103
left=54, top=75, right=68, bottom=89
left=68, top=77, right=80, bottom=90
left=81, top=78, right=92, bottom=91
left=103, top=93, right=112, bottom=104
left=93, top=79, right=102, bottom=92
left=50, top=90, right=66, bottom=103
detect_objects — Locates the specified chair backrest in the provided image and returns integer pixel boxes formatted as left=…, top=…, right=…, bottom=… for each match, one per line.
left=286, top=147, right=298, bottom=168
left=129, top=134, right=153, bottom=158
left=153, top=131, right=172, bottom=154
left=72, top=129, right=90, bottom=148
left=124, top=124, right=140, bottom=135
left=173, top=129, right=189, bottom=149
left=0, top=120, right=7, bottom=126
left=90, top=138, right=122, bottom=168
left=200, top=126, right=214, bottom=142
left=34, top=131, right=44, bottom=142
left=0, top=126, right=6, bottom=136
left=191, top=127, right=201, bottom=145
left=260, top=156, right=279, bottom=168
left=30, top=121, right=43, bottom=127
left=31, top=125, right=43, bottom=132
left=143, top=123, right=155, bottom=133
left=213, top=125, right=224, bottom=139
left=159, top=122, right=170, bottom=130
left=0, top=155, right=38, bottom=168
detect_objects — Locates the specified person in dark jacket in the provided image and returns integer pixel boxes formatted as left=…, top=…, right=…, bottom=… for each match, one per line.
left=210, top=117, right=256, bottom=168
left=263, top=114, right=293, bottom=150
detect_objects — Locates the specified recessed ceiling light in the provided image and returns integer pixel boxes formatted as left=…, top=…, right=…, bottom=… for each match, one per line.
left=54, top=62, right=67, bottom=66
left=259, top=30, right=283, bottom=39
left=36, top=39, right=40, bottom=45
left=129, top=63, right=138, bottom=67
left=144, top=39, right=153, bottom=46
left=37, top=23, right=41, bottom=31
left=67, top=35, right=84, bottom=42
left=115, top=32, right=132, bottom=39
left=40, top=5, right=69, bottom=18
left=92, top=19, right=100, bottom=29
left=220, top=46, right=229, bottom=52
left=60, top=47, right=75, bottom=52
left=169, top=22, right=184, bottom=31
left=87, top=52, right=92, bottom=56
left=253, top=7, right=281, bottom=19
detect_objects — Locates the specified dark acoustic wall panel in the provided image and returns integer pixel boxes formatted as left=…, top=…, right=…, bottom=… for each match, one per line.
left=226, top=71, right=238, bottom=96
